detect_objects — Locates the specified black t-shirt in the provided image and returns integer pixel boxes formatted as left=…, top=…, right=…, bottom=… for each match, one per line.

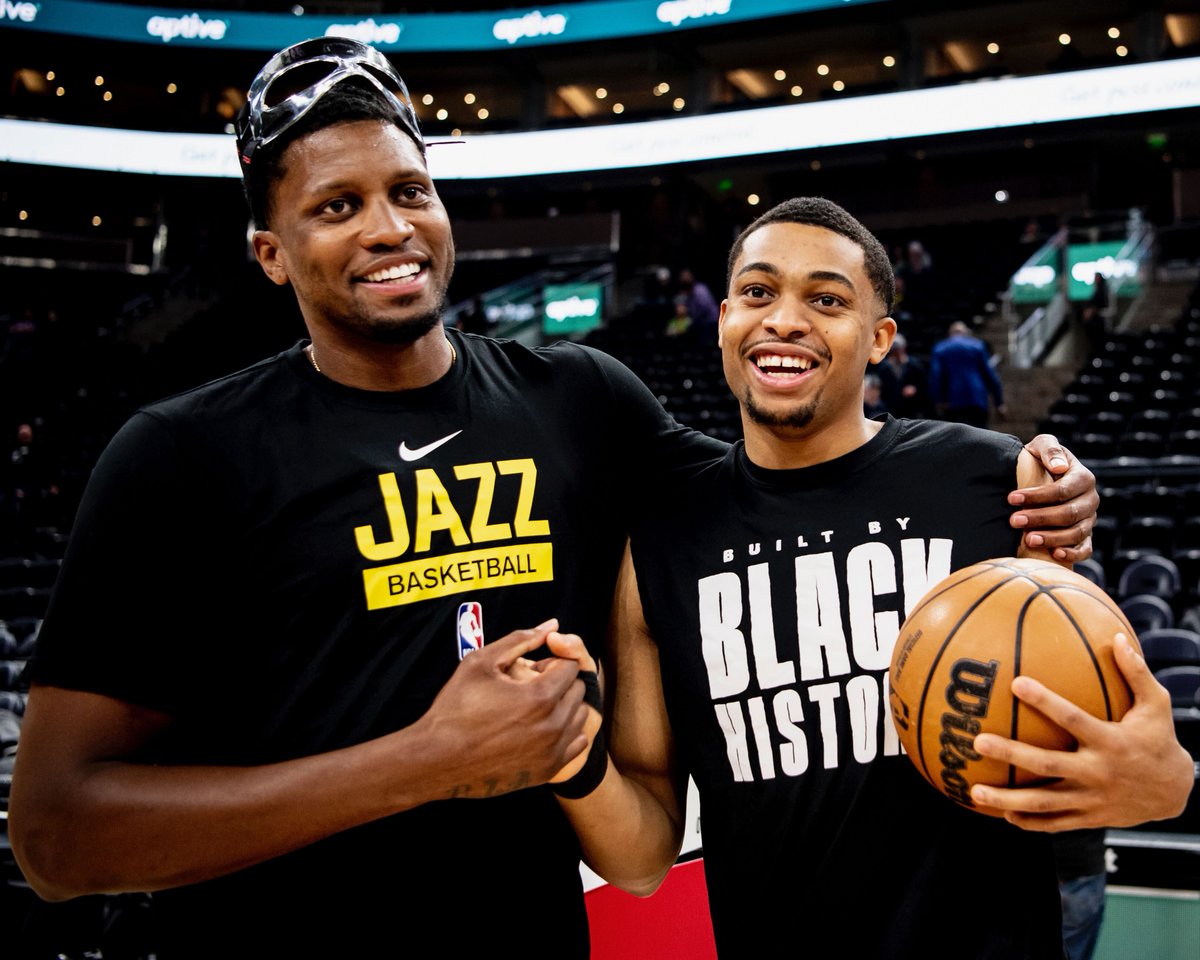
left=31, top=332, right=723, bottom=957
left=631, top=417, right=1063, bottom=960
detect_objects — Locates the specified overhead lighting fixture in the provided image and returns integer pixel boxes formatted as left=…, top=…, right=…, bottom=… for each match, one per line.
left=1116, top=45, right=1129, bottom=57
left=1059, top=33, right=1071, bottom=45
left=810, top=159, right=821, bottom=171
left=94, top=76, right=104, bottom=86
left=995, top=189, right=1009, bottom=202
left=1108, top=27, right=1120, bottom=39
left=464, top=92, right=476, bottom=105
left=817, top=64, right=830, bottom=76
left=167, top=82, right=178, bottom=94
left=672, top=97, right=685, bottom=111
left=436, top=108, right=448, bottom=120
left=91, top=215, right=102, bottom=226
left=55, top=86, right=65, bottom=97
left=477, top=108, right=489, bottom=120
left=595, top=87, right=607, bottom=99
left=422, top=94, right=434, bottom=105
left=46, top=70, right=55, bottom=81
left=103, top=91, right=112, bottom=102
left=18, top=210, right=28, bottom=221
left=882, top=55, right=896, bottom=68
left=790, top=85, right=803, bottom=97
left=612, top=102, right=624, bottom=114
left=774, top=69, right=786, bottom=81
left=987, top=42, right=1000, bottom=54
left=832, top=80, right=845, bottom=91
left=748, top=193, right=761, bottom=205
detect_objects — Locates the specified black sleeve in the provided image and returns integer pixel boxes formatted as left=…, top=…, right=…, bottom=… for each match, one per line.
left=579, top=345, right=728, bottom=487
left=29, top=411, right=221, bottom=714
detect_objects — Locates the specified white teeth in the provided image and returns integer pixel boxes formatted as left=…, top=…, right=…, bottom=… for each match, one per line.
left=363, top=262, right=421, bottom=283
left=755, top=354, right=814, bottom=371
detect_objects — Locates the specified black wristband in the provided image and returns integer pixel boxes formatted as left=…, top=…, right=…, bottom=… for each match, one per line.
left=552, top=670, right=607, bottom=800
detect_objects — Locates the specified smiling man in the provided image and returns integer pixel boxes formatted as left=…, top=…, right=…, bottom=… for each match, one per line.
left=554, top=198, right=1192, bottom=959
left=10, top=42, right=1105, bottom=958
left=7, top=39, right=723, bottom=958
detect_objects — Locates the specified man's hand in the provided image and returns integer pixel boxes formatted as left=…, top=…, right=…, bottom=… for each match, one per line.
left=544, top=632, right=603, bottom=784
left=1010, top=433, right=1098, bottom=563
left=420, top=620, right=589, bottom=799
left=968, top=635, right=1194, bottom=830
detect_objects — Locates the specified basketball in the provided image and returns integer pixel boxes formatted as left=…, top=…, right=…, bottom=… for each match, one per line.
left=888, top=557, right=1138, bottom=815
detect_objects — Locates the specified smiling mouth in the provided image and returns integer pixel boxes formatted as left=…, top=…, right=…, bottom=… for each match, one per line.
left=753, top=353, right=819, bottom=375
left=359, top=262, right=423, bottom=283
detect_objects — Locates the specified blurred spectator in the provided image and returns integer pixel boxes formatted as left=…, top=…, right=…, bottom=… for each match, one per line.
left=863, top=373, right=887, bottom=418
left=679, top=268, right=719, bottom=340
left=877, top=332, right=932, bottom=419
left=930, top=322, right=1006, bottom=427
left=895, top=241, right=934, bottom=316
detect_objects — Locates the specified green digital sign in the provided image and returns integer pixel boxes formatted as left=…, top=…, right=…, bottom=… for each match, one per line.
left=543, top=283, right=603, bottom=335
left=1010, top=246, right=1058, bottom=305
left=1065, top=242, right=1140, bottom=302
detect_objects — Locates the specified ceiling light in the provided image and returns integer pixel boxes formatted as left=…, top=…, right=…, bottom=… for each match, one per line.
left=94, top=76, right=104, bottom=86
left=882, top=55, right=896, bottom=67
left=810, top=159, right=821, bottom=171
left=45, top=70, right=55, bottom=81
left=55, top=86, right=64, bottom=97
left=1108, top=27, right=1120, bottom=39
left=91, top=215, right=102, bottom=226
left=790, top=85, right=803, bottom=97
left=477, top=108, right=489, bottom=119
left=748, top=194, right=760, bottom=206
left=1058, top=33, right=1071, bottom=45
left=672, top=97, right=685, bottom=111
left=103, top=91, right=112, bottom=101
left=436, top=108, right=448, bottom=120
left=817, top=64, right=829, bottom=76
left=18, top=210, right=28, bottom=221
left=595, top=87, right=607, bottom=99
left=1116, top=45, right=1128, bottom=57
left=464, top=92, right=476, bottom=105
left=774, top=69, right=786, bottom=81
left=167, top=82, right=177, bottom=94
left=421, top=93, right=434, bottom=105
left=832, top=80, right=845, bottom=91
left=987, top=42, right=1000, bottom=54
left=612, top=102, right=624, bottom=114
left=995, top=189, right=1009, bottom=202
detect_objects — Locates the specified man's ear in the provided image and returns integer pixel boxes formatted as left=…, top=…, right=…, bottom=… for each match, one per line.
left=868, top=316, right=898, bottom=364
left=252, top=230, right=290, bottom=287
left=717, top=299, right=729, bottom=349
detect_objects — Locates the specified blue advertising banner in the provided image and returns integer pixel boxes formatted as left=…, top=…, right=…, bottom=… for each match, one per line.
left=0, top=0, right=884, bottom=51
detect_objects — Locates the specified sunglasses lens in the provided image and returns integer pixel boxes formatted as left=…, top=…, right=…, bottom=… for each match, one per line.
left=263, top=59, right=338, bottom=109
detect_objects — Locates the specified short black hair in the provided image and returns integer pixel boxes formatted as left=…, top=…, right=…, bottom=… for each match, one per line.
left=243, top=79, right=423, bottom=231
left=726, top=197, right=895, bottom=314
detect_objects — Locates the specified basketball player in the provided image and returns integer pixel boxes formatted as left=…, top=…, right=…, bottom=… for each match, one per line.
left=551, top=199, right=1192, bottom=957
left=10, top=42, right=1102, bottom=957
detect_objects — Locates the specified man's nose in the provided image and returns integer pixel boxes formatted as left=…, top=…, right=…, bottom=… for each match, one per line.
left=360, top=200, right=415, bottom=247
left=761, top=296, right=812, bottom=338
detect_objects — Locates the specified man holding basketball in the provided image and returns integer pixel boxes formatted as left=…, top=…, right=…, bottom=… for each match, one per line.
left=9, top=39, right=1105, bottom=956
left=554, top=198, right=1192, bottom=957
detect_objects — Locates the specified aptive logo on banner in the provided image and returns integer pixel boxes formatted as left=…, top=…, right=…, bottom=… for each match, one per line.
left=146, top=13, right=228, bottom=42
left=1, top=0, right=38, bottom=24
left=492, top=10, right=567, bottom=44
left=325, top=19, right=403, bottom=45
left=543, top=283, right=603, bottom=334
left=657, top=0, right=732, bottom=28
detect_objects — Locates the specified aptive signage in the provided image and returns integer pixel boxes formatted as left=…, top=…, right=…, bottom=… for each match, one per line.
left=0, top=0, right=881, bottom=50
left=492, top=10, right=567, bottom=45
left=145, top=12, right=226, bottom=42
left=1010, top=247, right=1058, bottom=305
left=1065, top=242, right=1140, bottom=301
left=324, top=18, right=402, bottom=45
left=543, top=283, right=603, bottom=334
left=656, top=0, right=732, bottom=28
left=2, top=0, right=39, bottom=23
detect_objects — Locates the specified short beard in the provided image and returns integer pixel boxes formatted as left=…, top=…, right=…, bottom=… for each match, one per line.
left=741, top=388, right=819, bottom=430
left=356, top=295, right=447, bottom=345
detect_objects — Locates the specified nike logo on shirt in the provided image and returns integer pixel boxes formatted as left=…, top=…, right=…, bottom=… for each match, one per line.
left=399, top=430, right=463, bottom=462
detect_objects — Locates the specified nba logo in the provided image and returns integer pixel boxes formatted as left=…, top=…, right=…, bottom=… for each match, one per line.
left=457, top=602, right=484, bottom=660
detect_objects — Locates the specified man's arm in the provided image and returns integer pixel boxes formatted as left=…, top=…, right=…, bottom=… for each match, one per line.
left=548, top=547, right=687, bottom=896
left=969, top=634, right=1194, bottom=830
left=1009, top=434, right=1098, bottom=564
left=11, top=622, right=588, bottom=901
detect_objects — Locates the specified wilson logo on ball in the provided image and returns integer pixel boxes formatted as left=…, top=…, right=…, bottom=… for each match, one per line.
left=938, top=658, right=999, bottom=806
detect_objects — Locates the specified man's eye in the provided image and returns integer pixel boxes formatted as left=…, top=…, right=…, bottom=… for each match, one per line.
left=322, top=199, right=351, bottom=215
left=399, top=184, right=427, bottom=201
left=815, top=294, right=842, bottom=307
left=745, top=285, right=768, bottom=298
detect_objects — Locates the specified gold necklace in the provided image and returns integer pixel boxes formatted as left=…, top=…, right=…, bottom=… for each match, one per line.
left=307, top=338, right=457, bottom=374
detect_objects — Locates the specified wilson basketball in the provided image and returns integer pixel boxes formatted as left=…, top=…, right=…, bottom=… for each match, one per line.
left=888, top=557, right=1137, bottom=815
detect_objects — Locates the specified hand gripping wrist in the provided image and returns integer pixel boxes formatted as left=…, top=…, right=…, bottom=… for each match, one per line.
left=551, top=670, right=607, bottom=800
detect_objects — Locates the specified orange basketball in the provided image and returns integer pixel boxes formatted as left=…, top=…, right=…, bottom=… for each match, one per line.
left=888, top=557, right=1137, bottom=815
